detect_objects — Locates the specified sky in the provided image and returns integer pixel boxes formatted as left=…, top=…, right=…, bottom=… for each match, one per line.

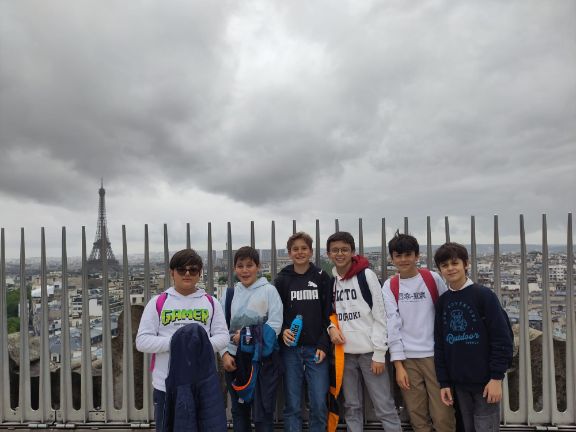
left=0, top=0, right=575, bottom=259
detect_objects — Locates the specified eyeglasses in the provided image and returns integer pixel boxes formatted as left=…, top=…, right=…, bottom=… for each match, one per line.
left=329, top=247, right=352, bottom=255
left=175, top=266, right=201, bottom=276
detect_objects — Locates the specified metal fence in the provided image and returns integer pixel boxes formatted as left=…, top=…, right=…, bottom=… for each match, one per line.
left=0, top=214, right=574, bottom=428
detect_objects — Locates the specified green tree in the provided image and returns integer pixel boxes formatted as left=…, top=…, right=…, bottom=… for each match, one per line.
left=8, top=317, right=20, bottom=334
left=7, top=289, right=20, bottom=318
left=6, top=287, right=33, bottom=333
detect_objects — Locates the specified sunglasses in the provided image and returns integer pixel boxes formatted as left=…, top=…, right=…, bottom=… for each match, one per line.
left=175, top=266, right=201, bottom=276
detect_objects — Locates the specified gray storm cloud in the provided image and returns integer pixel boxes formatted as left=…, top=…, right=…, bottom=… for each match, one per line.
left=0, top=0, right=574, bottom=221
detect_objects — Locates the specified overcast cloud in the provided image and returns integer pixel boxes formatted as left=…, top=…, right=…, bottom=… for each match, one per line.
left=0, top=0, right=574, bottom=257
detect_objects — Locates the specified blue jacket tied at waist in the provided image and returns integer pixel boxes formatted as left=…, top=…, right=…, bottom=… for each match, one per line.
left=163, top=323, right=227, bottom=432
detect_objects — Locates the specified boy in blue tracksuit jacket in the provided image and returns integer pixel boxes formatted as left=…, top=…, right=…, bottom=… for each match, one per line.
left=434, top=242, right=513, bottom=432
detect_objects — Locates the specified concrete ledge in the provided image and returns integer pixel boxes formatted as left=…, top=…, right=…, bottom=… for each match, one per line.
left=1, top=423, right=576, bottom=431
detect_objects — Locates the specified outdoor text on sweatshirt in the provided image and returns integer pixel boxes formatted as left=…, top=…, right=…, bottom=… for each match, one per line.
left=434, top=281, right=513, bottom=391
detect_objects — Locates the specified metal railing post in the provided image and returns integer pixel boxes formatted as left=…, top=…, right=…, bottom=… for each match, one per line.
left=315, top=220, right=321, bottom=267
left=80, top=226, right=94, bottom=421
left=207, top=223, right=214, bottom=296
left=426, top=216, right=432, bottom=270
left=0, top=229, right=12, bottom=422
left=121, top=226, right=135, bottom=421
left=271, top=222, right=277, bottom=282
left=18, top=228, right=31, bottom=422
left=39, top=228, right=53, bottom=422
left=58, top=227, right=73, bottom=423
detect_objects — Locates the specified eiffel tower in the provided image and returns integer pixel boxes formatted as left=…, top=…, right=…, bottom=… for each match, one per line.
left=87, top=179, right=119, bottom=272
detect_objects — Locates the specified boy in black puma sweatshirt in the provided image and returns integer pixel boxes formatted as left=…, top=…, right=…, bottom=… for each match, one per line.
left=274, top=232, right=332, bottom=432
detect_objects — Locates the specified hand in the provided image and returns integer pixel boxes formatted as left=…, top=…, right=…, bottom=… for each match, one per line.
left=328, top=327, right=346, bottom=345
left=483, top=379, right=502, bottom=403
left=371, top=360, right=385, bottom=375
left=315, top=349, right=326, bottom=364
left=222, top=352, right=237, bottom=372
left=394, top=362, right=410, bottom=390
left=283, top=329, right=295, bottom=346
left=440, top=387, right=454, bottom=406
left=231, top=330, right=241, bottom=345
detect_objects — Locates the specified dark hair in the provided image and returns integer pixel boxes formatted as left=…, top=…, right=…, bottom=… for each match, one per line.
left=169, top=248, right=203, bottom=270
left=388, top=230, right=419, bottom=256
left=326, top=231, right=355, bottom=252
left=434, top=242, right=469, bottom=268
left=234, top=246, right=260, bottom=266
left=287, top=232, right=313, bottom=251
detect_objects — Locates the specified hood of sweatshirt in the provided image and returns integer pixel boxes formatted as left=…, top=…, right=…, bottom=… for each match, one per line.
left=236, top=276, right=270, bottom=291
left=333, top=255, right=370, bottom=280
left=277, top=263, right=320, bottom=279
left=277, top=264, right=298, bottom=278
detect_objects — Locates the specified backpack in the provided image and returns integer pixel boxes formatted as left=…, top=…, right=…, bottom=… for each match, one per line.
left=333, top=268, right=383, bottom=310
left=389, top=268, right=439, bottom=305
left=230, top=326, right=261, bottom=403
left=224, top=287, right=235, bottom=327
left=356, top=269, right=379, bottom=309
left=149, top=291, right=215, bottom=371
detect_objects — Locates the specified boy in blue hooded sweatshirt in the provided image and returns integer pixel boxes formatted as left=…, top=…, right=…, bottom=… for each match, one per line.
left=221, top=246, right=283, bottom=432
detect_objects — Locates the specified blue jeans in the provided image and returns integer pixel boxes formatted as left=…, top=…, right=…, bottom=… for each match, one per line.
left=281, top=345, right=329, bottom=432
left=153, top=389, right=166, bottom=432
left=455, top=386, right=500, bottom=432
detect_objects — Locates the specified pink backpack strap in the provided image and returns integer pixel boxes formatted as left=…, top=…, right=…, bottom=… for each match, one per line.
left=204, top=294, right=215, bottom=328
left=155, top=292, right=168, bottom=315
left=390, top=275, right=400, bottom=304
left=150, top=292, right=169, bottom=372
left=418, top=269, right=439, bottom=304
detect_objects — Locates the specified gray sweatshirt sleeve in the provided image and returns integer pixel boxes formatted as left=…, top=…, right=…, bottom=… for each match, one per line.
left=382, top=278, right=406, bottom=361
left=366, top=269, right=389, bottom=363
left=208, top=298, right=229, bottom=353
left=265, top=283, right=283, bottom=336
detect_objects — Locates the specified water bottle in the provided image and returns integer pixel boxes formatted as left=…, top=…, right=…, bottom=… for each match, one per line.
left=244, top=326, right=252, bottom=345
left=289, top=315, right=303, bottom=346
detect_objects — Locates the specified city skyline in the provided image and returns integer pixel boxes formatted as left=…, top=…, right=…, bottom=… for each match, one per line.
left=1, top=243, right=573, bottom=266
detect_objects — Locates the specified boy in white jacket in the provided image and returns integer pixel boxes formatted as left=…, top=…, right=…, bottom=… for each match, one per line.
left=382, top=232, right=455, bottom=432
left=136, top=248, right=228, bottom=432
left=327, top=231, right=401, bottom=432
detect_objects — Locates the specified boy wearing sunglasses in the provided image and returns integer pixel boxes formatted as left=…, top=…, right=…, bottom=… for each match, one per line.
left=136, top=248, right=229, bottom=431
